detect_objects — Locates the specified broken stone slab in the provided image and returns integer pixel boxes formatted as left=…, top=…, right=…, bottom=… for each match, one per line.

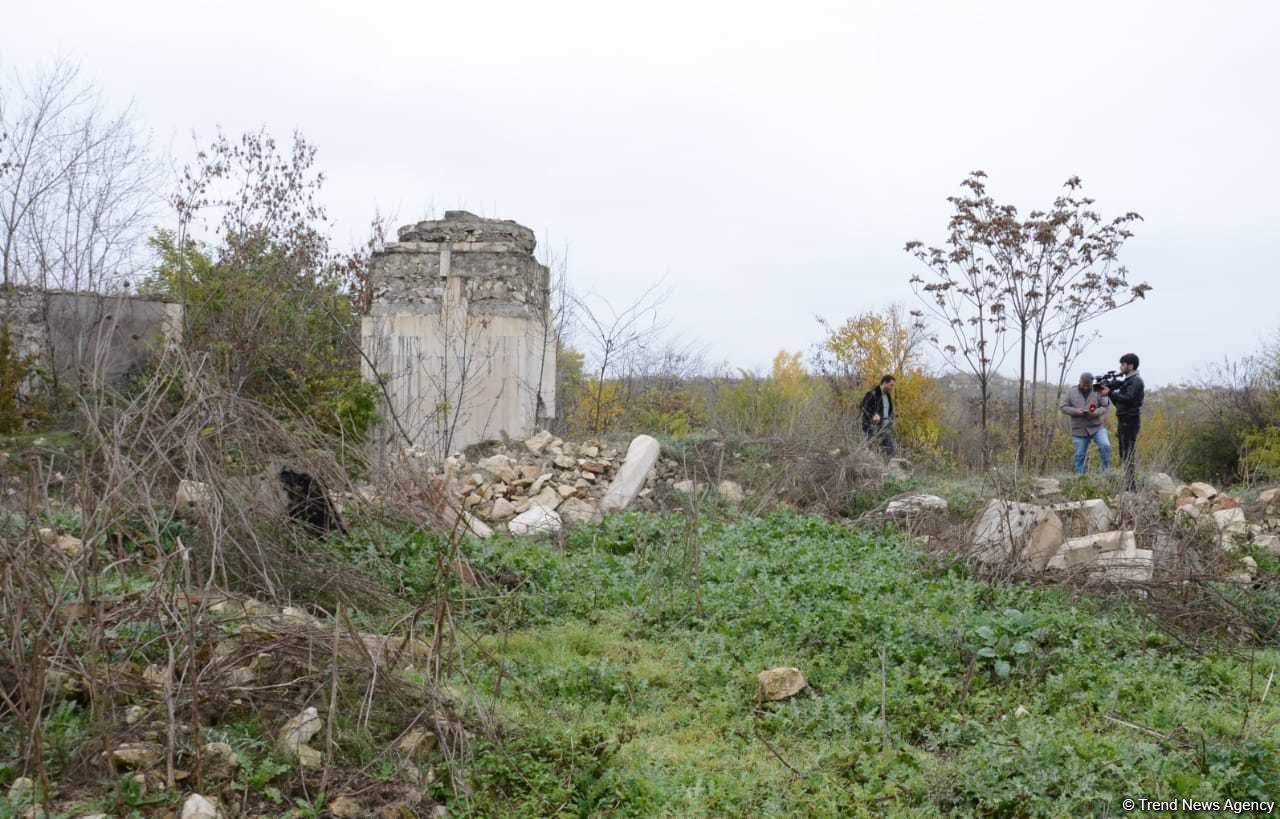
left=1048, top=499, right=1115, bottom=537
left=277, top=707, right=322, bottom=765
left=601, top=435, right=661, bottom=514
left=1048, top=530, right=1136, bottom=569
left=885, top=494, right=948, bottom=520
left=509, top=505, right=562, bottom=536
left=1093, top=545, right=1154, bottom=583
left=758, top=667, right=807, bottom=701
left=886, top=458, right=911, bottom=482
left=971, top=500, right=1065, bottom=569
left=1259, top=487, right=1280, bottom=510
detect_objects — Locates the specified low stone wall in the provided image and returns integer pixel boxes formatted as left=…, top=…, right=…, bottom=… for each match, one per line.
left=0, top=286, right=182, bottom=388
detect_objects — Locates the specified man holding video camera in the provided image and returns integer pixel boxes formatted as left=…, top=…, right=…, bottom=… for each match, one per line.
left=1099, top=353, right=1144, bottom=491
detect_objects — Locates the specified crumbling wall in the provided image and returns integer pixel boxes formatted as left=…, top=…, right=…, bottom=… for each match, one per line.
left=361, top=211, right=556, bottom=458
left=0, top=286, right=182, bottom=388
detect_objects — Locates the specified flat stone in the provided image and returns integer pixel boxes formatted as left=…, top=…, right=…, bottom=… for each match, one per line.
left=758, top=667, right=807, bottom=701
left=885, top=494, right=948, bottom=519
left=490, top=497, right=517, bottom=519
left=112, top=742, right=163, bottom=769
left=509, top=505, right=562, bottom=536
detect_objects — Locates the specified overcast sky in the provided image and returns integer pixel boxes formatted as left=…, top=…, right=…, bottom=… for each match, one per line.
left=5, top=0, right=1278, bottom=386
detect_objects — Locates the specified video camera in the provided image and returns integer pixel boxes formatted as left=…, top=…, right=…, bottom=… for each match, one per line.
left=1092, top=370, right=1128, bottom=391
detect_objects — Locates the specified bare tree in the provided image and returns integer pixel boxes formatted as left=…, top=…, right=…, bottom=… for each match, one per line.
left=907, top=178, right=1011, bottom=469
left=909, top=172, right=1150, bottom=469
left=0, top=59, right=155, bottom=292
left=571, top=282, right=671, bottom=434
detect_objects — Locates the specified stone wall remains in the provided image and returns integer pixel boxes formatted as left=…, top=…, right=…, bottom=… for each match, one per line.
left=361, top=211, right=556, bottom=458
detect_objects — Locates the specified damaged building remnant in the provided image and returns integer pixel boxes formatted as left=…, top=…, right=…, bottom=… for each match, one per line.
left=360, top=211, right=556, bottom=458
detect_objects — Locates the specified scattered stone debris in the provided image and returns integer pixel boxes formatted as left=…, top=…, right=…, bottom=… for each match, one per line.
left=758, top=667, right=808, bottom=701
left=963, top=473, right=1279, bottom=583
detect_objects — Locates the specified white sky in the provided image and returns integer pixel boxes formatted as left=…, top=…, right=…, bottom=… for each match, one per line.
left=5, top=0, right=1278, bottom=386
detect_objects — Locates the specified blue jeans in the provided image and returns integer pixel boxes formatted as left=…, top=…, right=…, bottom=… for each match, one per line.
left=1073, top=429, right=1111, bottom=474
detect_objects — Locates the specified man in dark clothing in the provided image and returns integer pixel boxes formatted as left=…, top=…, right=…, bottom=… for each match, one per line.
left=860, top=375, right=896, bottom=457
left=1100, top=352, right=1144, bottom=491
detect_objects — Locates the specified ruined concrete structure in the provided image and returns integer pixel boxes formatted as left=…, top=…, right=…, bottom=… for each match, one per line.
left=0, top=286, right=182, bottom=388
left=361, top=211, right=556, bottom=457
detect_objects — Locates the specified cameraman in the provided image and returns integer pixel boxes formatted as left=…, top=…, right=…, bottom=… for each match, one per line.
left=1099, top=353, right=1144, bottom=491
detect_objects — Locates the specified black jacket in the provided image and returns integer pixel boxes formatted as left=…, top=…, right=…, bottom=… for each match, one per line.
left=860, top=386, right=893, bottom=434
left=1109, top=373, right=1145, bottom=419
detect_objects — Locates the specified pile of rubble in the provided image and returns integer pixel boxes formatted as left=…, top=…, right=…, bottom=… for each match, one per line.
left=1168, top=479, right=1280, bottom=554
left=890, top=473, right=1277, bottom=586
left=428, top=431, right=751, bottom=537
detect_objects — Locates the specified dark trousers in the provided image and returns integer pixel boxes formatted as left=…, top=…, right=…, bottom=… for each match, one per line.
left=1117, top=416, right=1140, bottom=491
left=865, top=424, right=897, bottom=458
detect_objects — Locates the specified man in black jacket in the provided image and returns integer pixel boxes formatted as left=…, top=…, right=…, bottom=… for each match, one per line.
left=860, top=375, right=896, bottom=457
left=1100, top=353, right=1144, bottom=491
